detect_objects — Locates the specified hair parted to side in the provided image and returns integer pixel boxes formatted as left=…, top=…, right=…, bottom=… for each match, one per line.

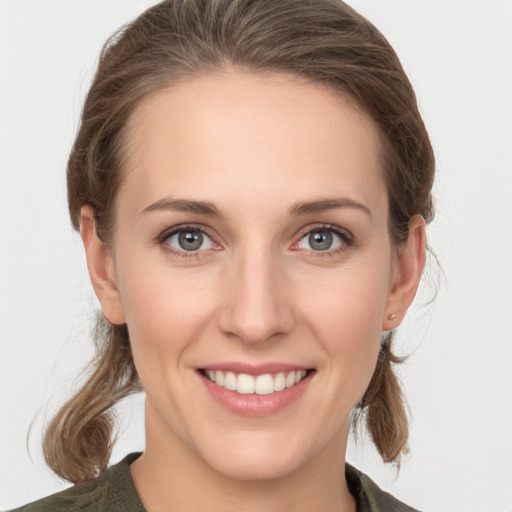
left=45, top=0, right=435, bottom=483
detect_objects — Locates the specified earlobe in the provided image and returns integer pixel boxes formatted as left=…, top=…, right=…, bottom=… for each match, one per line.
left=80, top=206, right=126, bottom=325
left=383, top=214, right=426, bottom=331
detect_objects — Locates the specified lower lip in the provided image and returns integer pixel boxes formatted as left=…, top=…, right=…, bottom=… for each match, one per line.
left=199, top=371, right=314, bottom=416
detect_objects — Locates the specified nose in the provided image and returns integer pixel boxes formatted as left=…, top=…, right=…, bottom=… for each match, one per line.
left=217, top=246, right=294, bottom=346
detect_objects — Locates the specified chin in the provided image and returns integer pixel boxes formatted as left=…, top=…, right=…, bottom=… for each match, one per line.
left=209, top=450, right=303, bottom=482
left=195, top=429, right=317, bottom=482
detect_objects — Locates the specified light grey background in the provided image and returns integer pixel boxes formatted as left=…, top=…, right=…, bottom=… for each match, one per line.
left=1, top=1, right=511, bottom=510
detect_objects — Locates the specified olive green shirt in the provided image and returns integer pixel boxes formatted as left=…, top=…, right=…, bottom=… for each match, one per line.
left=10, top=453, right=420, bottom=512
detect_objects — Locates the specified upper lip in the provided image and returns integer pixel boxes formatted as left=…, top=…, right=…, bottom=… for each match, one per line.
left=198, top=362, right=312, bottom=376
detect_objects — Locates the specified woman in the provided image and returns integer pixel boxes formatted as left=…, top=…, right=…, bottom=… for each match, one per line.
left=12, top=0, right=434, bottom=510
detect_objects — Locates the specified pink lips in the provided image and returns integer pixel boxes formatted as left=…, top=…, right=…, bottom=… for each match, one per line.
left=201, top=362, right=310, bottom=375
left=198, top=362, right=314, bottom=417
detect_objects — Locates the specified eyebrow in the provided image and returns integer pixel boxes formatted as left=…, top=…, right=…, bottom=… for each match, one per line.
left=141, top=197, right=224, bottom=218
left=289, top=197, right=372, bottom=218
left=141, top=196, right=371, bottom=219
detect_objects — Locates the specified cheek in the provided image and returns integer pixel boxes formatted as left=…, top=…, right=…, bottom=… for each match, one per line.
left=294, top=260, right=391, bottom=393
left=116, top=259, right=219, bottom=373
left=299, top=261, right=391, bottom=339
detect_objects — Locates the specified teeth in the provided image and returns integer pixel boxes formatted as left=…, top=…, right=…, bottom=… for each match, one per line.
left=224, top=371, right=237, bottom=391
left=237, top=373, right=255, bottom=394
left=296, top=370, right=307, bottom=383
left=255, top=374, right=274, bottom=395
left=274, top=372, right=286, bottom=391
left=215, top=370, right=224, bottom=387
left=204, top=369, right=308, bottom=395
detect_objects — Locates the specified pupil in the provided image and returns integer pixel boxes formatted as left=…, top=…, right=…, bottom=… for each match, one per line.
left=309, top=231, right=332, bottom=251
left=179, top=230, right=203, bottom=251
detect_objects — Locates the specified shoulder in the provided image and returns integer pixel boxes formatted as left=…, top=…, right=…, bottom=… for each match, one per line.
left=8, top=453, right=145, bottom=512
left=346, top=463, right=421, bottom=512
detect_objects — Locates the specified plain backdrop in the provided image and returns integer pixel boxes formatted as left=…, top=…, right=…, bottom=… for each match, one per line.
left=1, top=1, right=511, bottom=510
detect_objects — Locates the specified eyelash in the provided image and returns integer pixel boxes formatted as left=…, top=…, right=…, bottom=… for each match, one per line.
left=157, top=224, right=218, bottom=259
left=156, top=223, right=354, bottom=259
left=294, top=224, right=354, bottom=258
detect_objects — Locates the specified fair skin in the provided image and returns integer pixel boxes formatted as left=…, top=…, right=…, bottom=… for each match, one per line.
left=80, top=70, right=425, bottom=512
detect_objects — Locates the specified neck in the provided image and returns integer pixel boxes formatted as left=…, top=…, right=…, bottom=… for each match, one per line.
left=130, top=408, right=356, bottom=512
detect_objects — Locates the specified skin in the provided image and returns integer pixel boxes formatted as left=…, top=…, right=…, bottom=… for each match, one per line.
left=81, top=70, right=426, bottom=512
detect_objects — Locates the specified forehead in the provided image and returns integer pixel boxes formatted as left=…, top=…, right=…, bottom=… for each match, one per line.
left=119, top=70, right=386, bottom=217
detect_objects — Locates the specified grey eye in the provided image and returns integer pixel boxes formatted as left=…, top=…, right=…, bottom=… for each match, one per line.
left=308, top=231, right=332, bottom=251
left=167, top=229, right=214, bottom=252
left=298, top=229, right=343, bottom=251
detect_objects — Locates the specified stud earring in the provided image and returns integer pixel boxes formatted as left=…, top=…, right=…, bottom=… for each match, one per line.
left=387, top=313, right=398, bottom=320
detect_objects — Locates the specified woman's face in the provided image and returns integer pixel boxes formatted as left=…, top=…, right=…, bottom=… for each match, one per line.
left=87, top=71, right=414, bottom=480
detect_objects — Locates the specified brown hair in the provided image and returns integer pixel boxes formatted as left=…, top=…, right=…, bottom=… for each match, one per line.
left=44, top=0, right=435, bottom=482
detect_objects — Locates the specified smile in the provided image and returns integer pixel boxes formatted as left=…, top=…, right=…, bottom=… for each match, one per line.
left=201, top=369, right=308, bottom=395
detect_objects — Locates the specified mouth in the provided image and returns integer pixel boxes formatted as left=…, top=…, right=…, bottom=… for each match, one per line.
left=199, top=368, right=313, bottom=396
left=197, top=362, right=316, bottom=415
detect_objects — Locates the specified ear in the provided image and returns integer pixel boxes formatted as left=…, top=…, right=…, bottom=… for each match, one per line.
left=382, top=214, right=426, bottom=331
left=80, top=206, right=126, bottom=325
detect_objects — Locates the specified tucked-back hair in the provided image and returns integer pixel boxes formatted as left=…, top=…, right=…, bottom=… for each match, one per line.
left=45, top=0, right=435, bottom=482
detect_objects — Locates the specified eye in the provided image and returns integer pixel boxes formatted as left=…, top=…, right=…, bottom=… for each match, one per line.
left=164, top=228, right=215, bottom=252
left=296, top=227, right=349, bottom=252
